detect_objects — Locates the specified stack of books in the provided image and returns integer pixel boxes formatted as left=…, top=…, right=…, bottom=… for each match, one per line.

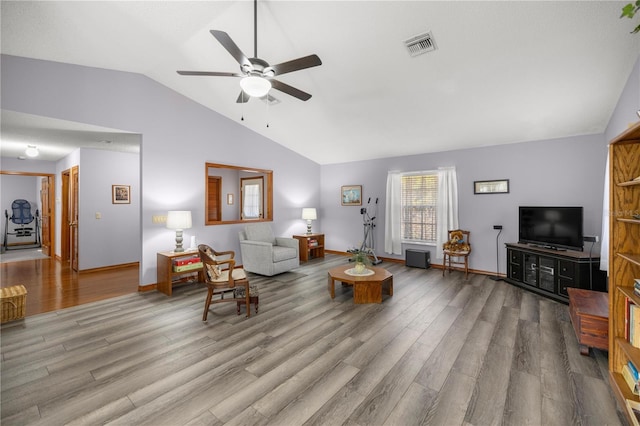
left=173, top=255, right=203, bottom=272
left=623, top=360, right=640, bottom=396
left=635, top=279, right=640, bottom=298
left=308, top=239, right=319, bottom=248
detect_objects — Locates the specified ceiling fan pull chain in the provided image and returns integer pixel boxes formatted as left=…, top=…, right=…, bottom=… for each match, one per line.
left=266, top=94, right=270, bottom=128
left=241, top=91, right=245, bottom=121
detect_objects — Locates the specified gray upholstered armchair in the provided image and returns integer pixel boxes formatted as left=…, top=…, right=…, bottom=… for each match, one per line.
left=239, top=223, right=299, bottom=276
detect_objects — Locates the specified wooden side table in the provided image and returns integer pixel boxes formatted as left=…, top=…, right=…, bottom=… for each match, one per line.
left=157, top=250, right=203, bottom=296
left=292, top=233, right=325, bottom=262
left=567, top=287, right=609, bottom=355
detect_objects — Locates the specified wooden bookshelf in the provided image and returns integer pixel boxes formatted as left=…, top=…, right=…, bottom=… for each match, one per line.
left=608, top=121, right=640, bottom=424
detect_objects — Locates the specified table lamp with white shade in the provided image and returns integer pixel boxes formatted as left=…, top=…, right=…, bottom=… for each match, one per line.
left=302, top=208, right=317, bottom=234
left=166, top=210, right=192, bottom=252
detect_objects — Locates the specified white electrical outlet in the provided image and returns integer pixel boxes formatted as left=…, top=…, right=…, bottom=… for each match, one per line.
left=95, top=212, right=101, bottom=219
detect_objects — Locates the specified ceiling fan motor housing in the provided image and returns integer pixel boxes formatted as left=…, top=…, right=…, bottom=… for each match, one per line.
left=243, top=58, right=275, bottom=78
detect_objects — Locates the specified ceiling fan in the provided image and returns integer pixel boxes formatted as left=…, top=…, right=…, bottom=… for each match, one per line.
left=177, top=0, right=322, bottom=103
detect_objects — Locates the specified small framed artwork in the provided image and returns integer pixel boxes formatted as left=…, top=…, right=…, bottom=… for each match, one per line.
left=341, top=185, right=362, bottom=206
left=227, top=193, right=234, bottom=205
left=112, top=185, right=131, bottom=204
left=474, top=179, right=509, bottom=194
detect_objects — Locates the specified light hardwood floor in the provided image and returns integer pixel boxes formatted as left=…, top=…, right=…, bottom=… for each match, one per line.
left=1, top=254, right=624, bottom=425
left=0, top=256, right=139, bottom=316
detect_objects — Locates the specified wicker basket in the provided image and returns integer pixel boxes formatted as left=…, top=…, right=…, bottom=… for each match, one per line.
left=1, top=285, right=27, bottom=324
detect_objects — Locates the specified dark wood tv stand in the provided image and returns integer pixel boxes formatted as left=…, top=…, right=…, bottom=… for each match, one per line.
left=505, top=243, right=606, bottom=303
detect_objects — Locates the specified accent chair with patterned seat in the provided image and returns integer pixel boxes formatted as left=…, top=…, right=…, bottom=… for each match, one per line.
left=198, top=244, right=257, bottom=321
left=442, top=229, right=471, bottom=279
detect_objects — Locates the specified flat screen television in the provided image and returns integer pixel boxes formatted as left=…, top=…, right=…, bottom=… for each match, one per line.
left=519, top=206, right=584, bottom=251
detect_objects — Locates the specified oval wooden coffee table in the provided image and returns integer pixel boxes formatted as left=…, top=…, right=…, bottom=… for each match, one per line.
left=327, top=265, right=393, bottom=304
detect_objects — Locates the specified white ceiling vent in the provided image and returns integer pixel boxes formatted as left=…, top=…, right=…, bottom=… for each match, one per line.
left=404, top=31, right=437, bottom=57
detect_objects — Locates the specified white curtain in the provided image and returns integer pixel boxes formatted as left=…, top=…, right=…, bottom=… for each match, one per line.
left=243, top=184, right=260, bottom=219
left=600, top=149, right=610, bottom=274
left=435, top=166, right=459, bottom=259
left=384, top=171, right=402, bottom=255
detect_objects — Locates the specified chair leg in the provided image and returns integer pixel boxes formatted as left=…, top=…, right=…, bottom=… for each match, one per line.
left=442, top=253, right=446, bottom=276
left=245, top=282, right=251, bottom=318
left=464, top=257, right=469, bottom=279
left=202, top=287, right=214, bottom=322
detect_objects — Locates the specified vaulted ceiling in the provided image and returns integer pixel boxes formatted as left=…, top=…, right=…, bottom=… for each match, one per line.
left=1, top=1, right=639, bottom=164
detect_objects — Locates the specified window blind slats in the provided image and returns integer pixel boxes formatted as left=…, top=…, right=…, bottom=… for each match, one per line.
left=401, top=173, right=438, bottom=242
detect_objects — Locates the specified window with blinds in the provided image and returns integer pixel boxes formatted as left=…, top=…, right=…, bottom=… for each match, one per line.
left=401, top=172, right=438, bottom=242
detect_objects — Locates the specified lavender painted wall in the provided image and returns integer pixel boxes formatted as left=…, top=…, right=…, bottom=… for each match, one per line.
left=1, top=158, right=56, bottom=175
left=321, top=134, right=607, bottom=275
left=79, top=149, right=140, bottom=270
left=1, top=54, right=320, bottom=285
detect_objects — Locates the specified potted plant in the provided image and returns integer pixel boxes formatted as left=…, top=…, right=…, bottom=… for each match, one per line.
left=350, top=249, right=372, bottom=274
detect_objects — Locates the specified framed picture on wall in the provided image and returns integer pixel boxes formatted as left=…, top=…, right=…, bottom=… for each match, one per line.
left=112, top=185, right=131, bottom=204
left=341, top=185, right=362, bottom=206
left=474, top=179, right=509, bottom=194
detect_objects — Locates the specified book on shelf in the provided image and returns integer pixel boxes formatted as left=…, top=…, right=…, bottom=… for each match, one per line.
left=173, top=255, right=200, bottom=267
left=628, top=297, right=632, bottom=340
left=630, top=304, right=640, bottom=349
left=630, top=361, right=640, bottom=381
left=623, top=365, right=640, bottom=395
left=173, top=262, right=203, bottom=272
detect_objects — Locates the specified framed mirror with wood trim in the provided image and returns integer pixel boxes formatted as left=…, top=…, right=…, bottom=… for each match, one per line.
left=205, top=162, right=273, bottom=225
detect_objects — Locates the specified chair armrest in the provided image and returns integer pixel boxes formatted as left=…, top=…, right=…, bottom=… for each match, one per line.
left=240, top=240, right=273, bottom=249
left=217, top=258, right=235, bottom=269
left=239, top=240, right=274, bottom=257
left=213, top=249, right=235, bottom=259
left=275, top=237, right=298, bottom=249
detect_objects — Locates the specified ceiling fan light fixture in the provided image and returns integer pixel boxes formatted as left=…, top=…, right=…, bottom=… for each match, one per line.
left=25, top=145, right=39, bottom=158
left=240, top=76, right=271, bottom=98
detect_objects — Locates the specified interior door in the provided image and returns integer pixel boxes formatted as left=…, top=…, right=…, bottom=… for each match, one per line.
left=206, top=176, right=222, bottom=222
left=241, top=177, right=264, bottom=220
left=40, top=177, right=51, bottom=256
left=70, top=166, right=79, bottom=271
left=61, top=170, right=70, bottom=261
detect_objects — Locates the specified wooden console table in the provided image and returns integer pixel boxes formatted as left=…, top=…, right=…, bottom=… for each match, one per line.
left=567, top=287, right=609, bottom=355
left=157, top=250, right=203, bottom=296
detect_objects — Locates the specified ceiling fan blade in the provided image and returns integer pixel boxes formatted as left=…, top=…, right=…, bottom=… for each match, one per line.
left=210, top=30, right=251, bottom=68
left=177, top=71, right=242, bottom=77
left=270, top=79, right=312, bottom=101
left=236, top=91, right=250, bottom=103
left=270, top=54, right=322, bottom=76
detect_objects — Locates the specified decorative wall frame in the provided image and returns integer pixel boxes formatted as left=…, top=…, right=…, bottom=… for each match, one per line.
left=341, top=185, right=362, bottom=206
left=474, top=179, right=509, bottom=194
left=112, top=185, right=131, bottom=204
